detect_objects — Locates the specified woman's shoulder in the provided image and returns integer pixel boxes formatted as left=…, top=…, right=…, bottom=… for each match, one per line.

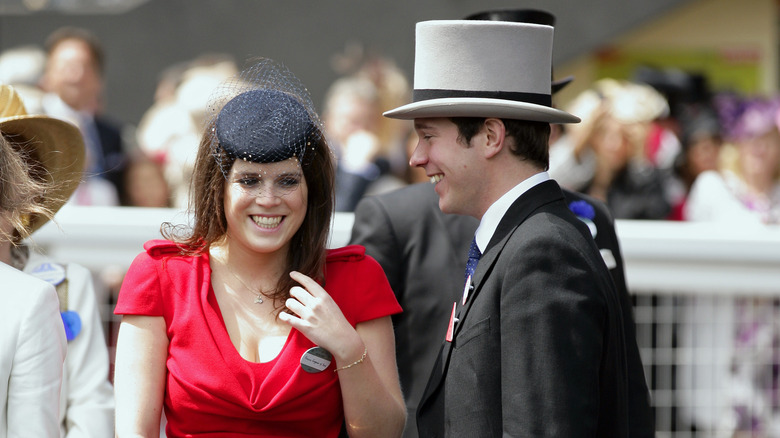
left=1, top=262, right=54, bottom=296
left=125, top=240, right=205, bottom=282
left=326, top=244, right=385, bottom=271
left=695, top=170, right=726, bottom=186
left=688, top=170, right=728, bottom=197
left=326, top=244, right=366, bottom=263
left=131, top=239, right=205, bottom=266
left=143, top=239, right=190, bottom=258
left=324, top=245, right=400, bottom=322
left=0, top=263, right=58, bottom=319
left=325, top=244, right=386, bottom=281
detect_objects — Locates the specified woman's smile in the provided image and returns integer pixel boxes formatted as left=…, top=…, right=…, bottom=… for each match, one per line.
left=251, top=215, right=283, bottom=229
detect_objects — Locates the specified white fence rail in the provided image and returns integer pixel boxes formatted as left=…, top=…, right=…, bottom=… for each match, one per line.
left=31, top=206, right=780, bottom=295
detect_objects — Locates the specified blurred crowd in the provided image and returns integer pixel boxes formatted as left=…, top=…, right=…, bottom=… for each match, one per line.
left=1, top=24, right=780, bottom=437
left=1, top=29, right=777, bottom=225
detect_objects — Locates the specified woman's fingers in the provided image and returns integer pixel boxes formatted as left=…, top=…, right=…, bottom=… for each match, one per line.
left=284, top=296, right=306, bottom=318
left=289, top=271, right=325, bottom=297
left=289, top=285, right=313, bottom=307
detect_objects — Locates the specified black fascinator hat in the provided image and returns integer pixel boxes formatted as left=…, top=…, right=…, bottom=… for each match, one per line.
left=216, top=89, right=316, bottom=164
left=206, top=58, right=325, bottom=173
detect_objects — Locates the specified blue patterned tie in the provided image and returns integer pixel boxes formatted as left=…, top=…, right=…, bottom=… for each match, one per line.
left=464, top=237, right=482, bottom=285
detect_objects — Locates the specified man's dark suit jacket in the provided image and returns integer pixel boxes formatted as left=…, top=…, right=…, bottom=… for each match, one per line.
left=350, top=181, right=654, bottom=437
left=94, top=116, right=128, bottom=203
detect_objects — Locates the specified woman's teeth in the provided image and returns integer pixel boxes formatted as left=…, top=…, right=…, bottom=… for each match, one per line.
left=430, top=174, right=442, bottom=184
left=252, top=216, right=282, bottom=228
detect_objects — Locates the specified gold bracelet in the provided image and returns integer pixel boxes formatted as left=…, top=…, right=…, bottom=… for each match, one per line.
left=333, top=347, right=367, bottom=372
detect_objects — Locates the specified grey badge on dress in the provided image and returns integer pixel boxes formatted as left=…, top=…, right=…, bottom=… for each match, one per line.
left=300, top=346, right=333, bottom=373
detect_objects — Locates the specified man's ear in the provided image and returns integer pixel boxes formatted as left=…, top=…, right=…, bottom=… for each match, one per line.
left=483, top=118, right=506, bottom=159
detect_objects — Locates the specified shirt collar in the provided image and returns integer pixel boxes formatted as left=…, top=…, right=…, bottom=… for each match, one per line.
left=474, top=171, right=549, bottom=252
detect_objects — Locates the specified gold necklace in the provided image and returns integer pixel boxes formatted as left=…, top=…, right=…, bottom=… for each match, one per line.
left=223, top=264, right=267, bottom=304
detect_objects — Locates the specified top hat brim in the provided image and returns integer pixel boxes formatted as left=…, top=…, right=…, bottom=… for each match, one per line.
left=0, top=115, right=85, bottom=234
left=383, top=97, right=580, bottom=123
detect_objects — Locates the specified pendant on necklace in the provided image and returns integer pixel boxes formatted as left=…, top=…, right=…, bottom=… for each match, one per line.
left=254, top=294, right=263, bottom=304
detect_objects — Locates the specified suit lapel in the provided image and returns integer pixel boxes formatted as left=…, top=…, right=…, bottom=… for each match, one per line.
left=418, top=180, right=566, bottom=413
left=456, top=180, right=565, bottom=325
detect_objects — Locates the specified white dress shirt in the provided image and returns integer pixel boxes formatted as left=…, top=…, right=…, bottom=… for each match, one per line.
left=474, top=171, right=550, bottom=252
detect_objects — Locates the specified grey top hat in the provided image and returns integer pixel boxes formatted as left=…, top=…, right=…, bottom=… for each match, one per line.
left=384, top=20, right=579, bottom=124
left=464, top=9, right=574, bottom=94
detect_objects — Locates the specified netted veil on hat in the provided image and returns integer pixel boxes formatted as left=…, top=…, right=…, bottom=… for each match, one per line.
left=205, top=58, right=324, bottom=174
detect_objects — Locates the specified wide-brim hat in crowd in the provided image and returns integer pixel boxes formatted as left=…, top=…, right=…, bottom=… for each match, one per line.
left=0, top=84, right=84, bottom=234
left=726, top=96, right=780, bottom=141
left=383, top=20, right=580, bottom=124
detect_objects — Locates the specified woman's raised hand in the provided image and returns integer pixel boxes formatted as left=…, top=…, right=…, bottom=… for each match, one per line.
left=279, top=271, right=364, bottom=363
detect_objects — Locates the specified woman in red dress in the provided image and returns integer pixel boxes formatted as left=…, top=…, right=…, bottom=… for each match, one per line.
left=113, top=59, right=406, bottom=438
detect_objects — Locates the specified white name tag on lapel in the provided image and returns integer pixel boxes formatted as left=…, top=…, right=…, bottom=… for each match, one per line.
left=600, top=249, right=617, bottom=270
left=462, top=275, right=472, bottom=305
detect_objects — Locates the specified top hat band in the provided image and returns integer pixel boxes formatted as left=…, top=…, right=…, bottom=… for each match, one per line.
left=413, top=89, right=552, bottom=107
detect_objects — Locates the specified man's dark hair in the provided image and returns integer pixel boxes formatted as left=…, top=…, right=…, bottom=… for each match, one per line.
left=45, top=27, right=105, bottom=74
left=450, top=117, right=551, bottom=170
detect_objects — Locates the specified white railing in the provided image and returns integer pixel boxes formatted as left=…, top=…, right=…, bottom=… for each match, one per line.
left=30, top=206, right=780, bottom=295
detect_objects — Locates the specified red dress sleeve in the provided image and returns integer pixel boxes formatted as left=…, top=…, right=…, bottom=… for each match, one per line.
left=114, top=239, right=181, bottom=316
left=324, top=245, right=402, bottom=325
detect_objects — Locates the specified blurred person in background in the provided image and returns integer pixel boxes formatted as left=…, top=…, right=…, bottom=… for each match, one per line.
left=136, top=54, right=238, bottom=209
left=0, top=86, right=71, bottom=438
left=0, top=84, right=115, bottom=437
left=667, top=108, right=723, bottom=220
left=322, top=74, right=388, bottom=211
left=113, top=59, right=405, bottom=438
left=632, top=68, right=724, bottom=220
left=122, top=151, right=171, bottom=208
left=41, top=27, right=128, bottom=206
left=352, top=52, right=413, bottom=187
left=685, top=95, right=780, bottom=223
left=0, top=45, right=47, bottom=113
left=324, top=48, right=412, bottom=211
left=551, top=78, right=672, bottom=219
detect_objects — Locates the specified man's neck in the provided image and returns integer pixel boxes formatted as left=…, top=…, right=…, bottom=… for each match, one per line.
left=475, top=161, right=543, bottom=219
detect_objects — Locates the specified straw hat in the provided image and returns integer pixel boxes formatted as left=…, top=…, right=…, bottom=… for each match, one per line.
left=0, top=85, right=85, bottom=234
left=383, top=20, right=579, bottom=124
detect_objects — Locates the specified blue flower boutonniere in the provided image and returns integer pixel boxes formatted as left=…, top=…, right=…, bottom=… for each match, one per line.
left=29, top=262, right=81, bottom=341
left=61, top=311, right=82, bottom=341
left=569, top=200, right=598, bottom=238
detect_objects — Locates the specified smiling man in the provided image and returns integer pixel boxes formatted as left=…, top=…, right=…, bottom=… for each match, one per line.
left=384, top=20, right=638, bottom=437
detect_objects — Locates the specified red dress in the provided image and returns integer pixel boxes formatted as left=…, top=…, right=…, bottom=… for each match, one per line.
left=115, top=240, right=401, bottom=438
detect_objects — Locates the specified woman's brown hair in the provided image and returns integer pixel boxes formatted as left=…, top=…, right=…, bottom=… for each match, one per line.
left=0, top=135, right=54, bottom=244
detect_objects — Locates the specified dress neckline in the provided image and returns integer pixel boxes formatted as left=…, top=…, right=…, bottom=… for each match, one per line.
left=204, top=249, right=297, bottom=366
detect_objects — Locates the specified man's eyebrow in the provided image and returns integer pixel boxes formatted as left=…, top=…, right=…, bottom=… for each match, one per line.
left=414, top=121, right=435, bottom=130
